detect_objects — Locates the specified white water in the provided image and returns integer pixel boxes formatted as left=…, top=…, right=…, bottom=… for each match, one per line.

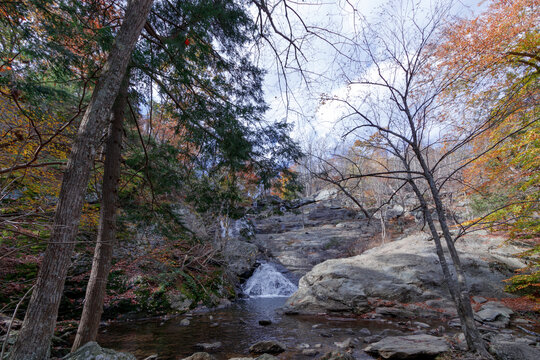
left=243, top=263, right=298, bottom=298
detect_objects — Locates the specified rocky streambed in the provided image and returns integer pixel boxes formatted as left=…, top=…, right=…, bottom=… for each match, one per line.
left=47, top=196, right=540, bottom=359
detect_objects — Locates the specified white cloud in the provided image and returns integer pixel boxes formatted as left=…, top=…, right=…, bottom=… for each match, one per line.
left=258, top=0, right=488, bottom=147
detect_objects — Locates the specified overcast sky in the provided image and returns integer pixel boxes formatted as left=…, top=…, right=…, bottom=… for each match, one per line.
left=255, top=0, right=489, bottom=148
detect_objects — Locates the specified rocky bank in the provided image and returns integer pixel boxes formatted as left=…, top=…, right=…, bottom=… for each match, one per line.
left=284, top=230, right=526, bottom=316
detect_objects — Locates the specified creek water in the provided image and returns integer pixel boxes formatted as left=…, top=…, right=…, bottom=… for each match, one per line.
left=95, top=263, right=437, bottom=359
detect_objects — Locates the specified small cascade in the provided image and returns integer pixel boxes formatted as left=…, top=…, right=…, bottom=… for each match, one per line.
left=243, top=263, right=298, bottom=298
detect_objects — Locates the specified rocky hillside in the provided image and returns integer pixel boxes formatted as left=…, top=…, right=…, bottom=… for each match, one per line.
left=245, top=192, right=540, bottom=348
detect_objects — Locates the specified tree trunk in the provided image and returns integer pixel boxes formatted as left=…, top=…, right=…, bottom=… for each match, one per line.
left=71, top=74, right=129, bottom=351
left=405, top=172, right=458, bottom=305
left=425, top=172, right=490, bottom=357
left=8, top=2, right=153, bottom=359
left=410, top=148, right=491, bottom=358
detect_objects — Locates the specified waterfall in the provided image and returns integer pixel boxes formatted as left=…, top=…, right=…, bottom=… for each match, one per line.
left=243, top=263, right=298, bottom=298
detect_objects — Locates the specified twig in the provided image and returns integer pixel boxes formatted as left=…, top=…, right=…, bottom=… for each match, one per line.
left=517, top=325, right=540, bottom=337
left=0, top=285, right=35, bottom=359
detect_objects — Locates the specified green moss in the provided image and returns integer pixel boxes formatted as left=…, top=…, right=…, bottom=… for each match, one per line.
left=133, top=280, right=171, bottom=314
left=107, top=269, right=128, bottom=293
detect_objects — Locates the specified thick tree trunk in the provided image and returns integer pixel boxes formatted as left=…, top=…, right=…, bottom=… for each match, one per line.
left=8, top=2, right=153, bottom=359
left=71, top=74, right=129, bottom=351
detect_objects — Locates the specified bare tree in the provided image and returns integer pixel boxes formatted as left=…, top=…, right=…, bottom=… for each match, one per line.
left=8, top=1, right=153, bottom=358
left=308, top=1, right=508, bottom=356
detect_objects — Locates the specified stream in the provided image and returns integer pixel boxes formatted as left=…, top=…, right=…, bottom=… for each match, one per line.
left=96, top=263, right=448, bottom=360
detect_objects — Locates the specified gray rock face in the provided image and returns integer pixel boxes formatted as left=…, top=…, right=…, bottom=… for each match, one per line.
left=249, top=341, right=286, bottom=355
left=375, top=307, right=415, bottom=319
left=489, top=341, right=540, bottom=360
left=63, top=342, right=136, bottom=360
left=172, top=201, right=208, bottom=240
left=222, top=240, right=258, bottom=277
left=364, top=335, right=449, bottom=359
left=254, top=204, right=373, bottom=276
left=286, top=232, right=525, bottom=314
left=307, top=206, right=357, bottom=222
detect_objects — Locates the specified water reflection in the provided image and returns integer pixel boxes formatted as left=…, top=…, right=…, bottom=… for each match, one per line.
left=97, top=297, right=393, bottom=359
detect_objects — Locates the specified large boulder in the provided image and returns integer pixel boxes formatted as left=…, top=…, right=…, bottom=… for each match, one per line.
left=314, top=189, right=339, bottom=201
left=172, top=201, right=208, bottom=240
left=489, top=341, right=540, bottom=360
left=364, top=335, right=449, bottom=359
left=286, top=232, right=526, bottom=314
left=63, top=342, right=135, bottom=360
left=385, top=205, right=405, bottom=220
left=222, top=239, right=259, bottom=277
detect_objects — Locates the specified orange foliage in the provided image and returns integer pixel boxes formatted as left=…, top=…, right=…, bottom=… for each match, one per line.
left=437, top=0, right=539, bottom=82
left=437, top=0, right=539, bottom=235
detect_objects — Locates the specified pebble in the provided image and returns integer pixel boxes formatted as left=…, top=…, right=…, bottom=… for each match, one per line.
left=195, top=341, right=222, bottom=351
left=334, top=338, right=354, bottom=348
left=302, top=349, right=319, bottom=356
